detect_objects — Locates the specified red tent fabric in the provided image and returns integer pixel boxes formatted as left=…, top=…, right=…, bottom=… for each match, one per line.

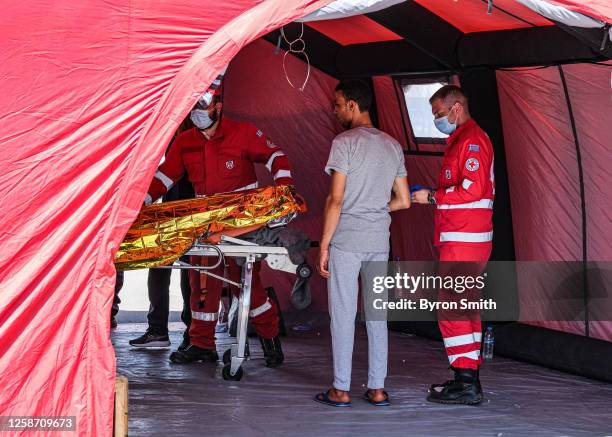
left=415, top=0, right=553, bottom=33
left=307, top=15, right=403, bottom=45
left=0, top=1, right=331, bottom=435
left=497, top=62, right=612, bottom=341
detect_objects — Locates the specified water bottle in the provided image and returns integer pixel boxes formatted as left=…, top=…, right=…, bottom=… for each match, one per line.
left=483, top=326, right=494, bottom=360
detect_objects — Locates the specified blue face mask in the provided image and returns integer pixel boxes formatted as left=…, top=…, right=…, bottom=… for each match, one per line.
left=434, top=106, right=457, bottom=135
left=190, top=109, right=216, bottom=130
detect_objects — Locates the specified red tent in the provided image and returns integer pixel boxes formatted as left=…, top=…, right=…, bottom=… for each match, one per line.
left=1, top=1, right=610, bottom=435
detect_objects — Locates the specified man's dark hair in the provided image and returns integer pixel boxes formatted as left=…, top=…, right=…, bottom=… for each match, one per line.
left=429, top=84, right=469, bottom=109
left=335, top=80, right=372, bottom=112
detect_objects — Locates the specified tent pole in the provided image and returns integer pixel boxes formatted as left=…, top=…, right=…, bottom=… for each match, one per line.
left=558, top=65, right=590, bottom=338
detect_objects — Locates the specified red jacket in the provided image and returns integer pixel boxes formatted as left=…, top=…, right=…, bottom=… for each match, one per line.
left=146, top=117, right=293, bottom=203
left=433, top=118, right=495, bottom=246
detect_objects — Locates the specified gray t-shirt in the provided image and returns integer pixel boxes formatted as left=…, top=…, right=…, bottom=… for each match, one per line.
left=325, top=127, right=407, bottom=253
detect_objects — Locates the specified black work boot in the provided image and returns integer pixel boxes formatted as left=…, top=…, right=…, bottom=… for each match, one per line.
left=428, top=366, right=465, bottom=392
left=259, top=336, right=284, bottom=368
left=169, top=345, right=218, bottom=364
left=427, top=367, right=483, bottom=405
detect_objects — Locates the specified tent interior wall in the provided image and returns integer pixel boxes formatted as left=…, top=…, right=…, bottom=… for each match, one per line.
left=1, top=0, right=611, bottom=434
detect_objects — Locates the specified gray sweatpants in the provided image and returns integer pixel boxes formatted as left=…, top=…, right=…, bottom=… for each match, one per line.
left=328, top=245, right=389, bottom=391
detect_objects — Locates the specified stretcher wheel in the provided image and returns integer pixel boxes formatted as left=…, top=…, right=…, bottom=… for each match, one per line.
left=297, top=263, right=312, bottom=279
left=223, top=349, right=232, bottom=365
left=222, top=364, right=243, bottom=381
left=222, top=344, right=250, bottom=365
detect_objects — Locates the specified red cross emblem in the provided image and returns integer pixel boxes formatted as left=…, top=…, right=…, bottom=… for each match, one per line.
left=465, top=158, right=479, bottom=172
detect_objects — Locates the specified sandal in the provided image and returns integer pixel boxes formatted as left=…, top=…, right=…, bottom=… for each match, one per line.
left=314, top=390, right=352, bottom=407
left=363, top=390, right=390, bottom=407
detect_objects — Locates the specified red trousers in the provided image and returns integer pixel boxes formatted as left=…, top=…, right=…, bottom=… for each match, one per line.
left=437, top=244, right=491, bottom=370
left=188, top=256, right=279, bottom=350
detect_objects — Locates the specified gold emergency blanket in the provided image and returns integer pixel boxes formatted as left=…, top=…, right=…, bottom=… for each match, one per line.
left=115, top=185, right=305, bottom=271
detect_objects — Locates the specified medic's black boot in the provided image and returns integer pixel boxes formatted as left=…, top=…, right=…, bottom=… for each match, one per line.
left=169, top=345, right=218, bottom=364
left=427, top=367, right=483, bottom=405
left=259, top=336, right=284, bottom=368
left=177, top=332, right=190, bottom=352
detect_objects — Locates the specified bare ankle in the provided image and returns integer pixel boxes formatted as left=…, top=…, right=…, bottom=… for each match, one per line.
left=367, top=388, right=385, bottom=400
left=330, top=388, right=350, bottom=401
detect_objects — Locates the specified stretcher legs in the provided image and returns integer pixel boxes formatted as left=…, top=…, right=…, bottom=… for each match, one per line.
left=222, top=254, right=255, bottom=381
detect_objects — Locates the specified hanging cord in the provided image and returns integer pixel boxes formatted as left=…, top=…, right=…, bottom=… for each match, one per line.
left=277, top=23, right=311, bottom=92
left=487, top=0, right=493, bottom=15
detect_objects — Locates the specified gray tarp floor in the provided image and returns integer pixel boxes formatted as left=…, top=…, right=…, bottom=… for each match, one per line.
left=112, top=323, right=612, bottom=437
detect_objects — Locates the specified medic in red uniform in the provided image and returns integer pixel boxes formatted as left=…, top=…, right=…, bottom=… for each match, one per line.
left=412, top=85, right=494, bottom=405
left=146, top=69, right=292, bottom=367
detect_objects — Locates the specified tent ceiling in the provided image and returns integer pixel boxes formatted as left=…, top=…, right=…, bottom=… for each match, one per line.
left=265, top=0, right=611, bottom=78
left=306, top=15, right=403, bottom=45
left=413, top=0, right=553, bottom=33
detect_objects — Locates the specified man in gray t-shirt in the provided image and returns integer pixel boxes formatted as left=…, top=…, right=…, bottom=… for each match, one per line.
left=325, top=126, right=407, bottom=253
left=314, top=80, right=410, bottom=408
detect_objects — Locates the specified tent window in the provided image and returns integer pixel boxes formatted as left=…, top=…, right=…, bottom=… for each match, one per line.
left=402, top=82, right=448, bottom=140
left=393, top=76, right=455, bottom=154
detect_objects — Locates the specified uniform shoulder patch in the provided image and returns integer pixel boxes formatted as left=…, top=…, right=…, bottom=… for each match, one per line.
left=468, top=144, right=480, bottom=152
left=465, top=157, right=480, bottom=172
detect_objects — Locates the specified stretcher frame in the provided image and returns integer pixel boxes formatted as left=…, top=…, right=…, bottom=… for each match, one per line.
left=157, top=234, right=305, bottom=380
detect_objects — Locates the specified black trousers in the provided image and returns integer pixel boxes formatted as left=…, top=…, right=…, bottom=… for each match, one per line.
left=145, top=176, right=195, bottom=337
left=111, top=263, right=191, bottom=338
left=147, top=256, right=191, bottom=338
left=111, top=271, right=124, bottom=320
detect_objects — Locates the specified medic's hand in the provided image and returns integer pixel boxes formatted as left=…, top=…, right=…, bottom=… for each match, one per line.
left=317, top=247, right=330, bottom=279
left=411, top=189, right=431, bottom=204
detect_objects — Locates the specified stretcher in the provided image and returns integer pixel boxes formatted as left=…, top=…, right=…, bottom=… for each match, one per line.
left=157, top=234, right=312, bottom=381
left=115, top=185, right=309, bottom=380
